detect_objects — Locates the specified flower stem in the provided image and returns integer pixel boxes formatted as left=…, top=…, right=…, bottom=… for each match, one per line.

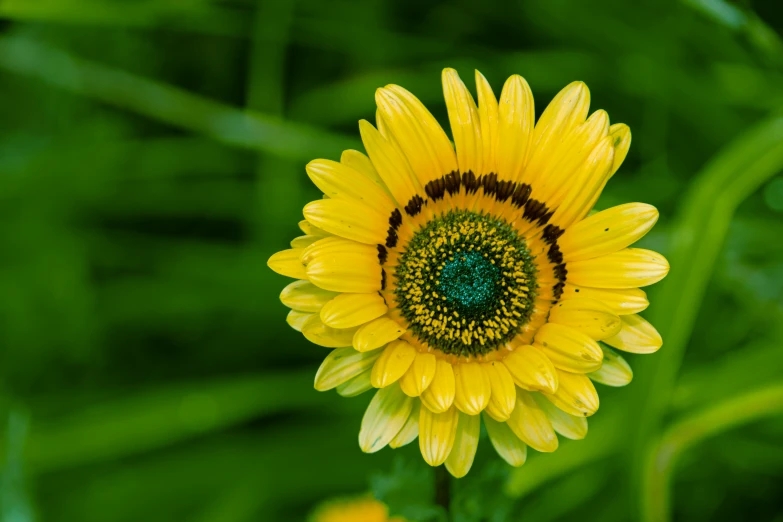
left=435, top=465, right=451, bottom=515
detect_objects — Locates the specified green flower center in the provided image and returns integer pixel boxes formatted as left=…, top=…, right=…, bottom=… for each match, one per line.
left=393, top=210, right=538, bottom=356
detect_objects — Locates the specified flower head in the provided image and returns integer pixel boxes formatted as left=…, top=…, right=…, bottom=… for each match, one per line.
left=309, top=496, right=409, bottom=522
left=269, top=68, right=669, bottom=477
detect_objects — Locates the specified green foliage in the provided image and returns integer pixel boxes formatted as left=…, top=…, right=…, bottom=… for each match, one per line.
left=1, top=0, right=782, bottom=521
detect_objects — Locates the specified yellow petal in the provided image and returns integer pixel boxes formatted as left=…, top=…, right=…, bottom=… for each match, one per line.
left=603, top=314, right=662, bottom=354
left=507, top=389, right=559, bottom=453
left=359, top=384, right=414, bottom=453
left=589, top=345, right=633, bottom=387
left=399, top=352, right=437, bottom=397
left=535, top=323, right=603, bottom=373
left=303, top=199, right=388, bottom=245
left=389, top=401, right=420, bottom=448
left=559, top=203, right=659, bottom=262
left=543, top=370, right=600, bottom=417
left=532, top=393, right=588, bottom=440
left=315, top=347, right=383, bottom=391
left=547, top=299, right=622, bottom=341
left=340, top=149, right=388, bottom=192
left=298, top=219, right=329, bottom=237
left=371, top=340, right=417, bottom=388
left=608, top=123, right=631, bottom=175
left=567, top=248, right=670, bottom=289
left=304, top=238, right=382, bottom=293
left=320, top=293, right=388, bottom=329
left=443, top=68, right=482, bottom=175
left=483, top=413, right=527, bottom=467
left=475, top=70, right=499, bottom=174
left=420, top=360, right=456, bottom=413
left=267, top=248, right=307, bottom=279
left=419, top=405, right=459, bottom=466
left=306, top=159, right=394, bottom=212
left=336, top=371, right=374, bottom=397
left=453, top=362, right=491, bottom=415
left=561, top=284, right=649, bottom=315
left=359, top=119, right=422, bottom=208
left=301, top=315, right=358, bottom=348
left=496, top=74, right=534, bottom=182
left=502, top=345, right=558, bottom=394
left=353, top=317, right=406, bottom=352
left=290, top=235, right=321, bottom=248
left=279, top=280, right=338, bottom=313
left=482, top=361, right=517, bottom=422
left=445, top=411, right=480, bottom=478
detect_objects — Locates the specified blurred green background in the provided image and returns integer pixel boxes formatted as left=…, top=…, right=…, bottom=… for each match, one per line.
left=1, top=0, right=782, bottom=521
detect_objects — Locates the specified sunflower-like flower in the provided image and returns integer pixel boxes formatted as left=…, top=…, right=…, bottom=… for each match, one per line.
left=309, top=496, right=409, bottom=522
left=268, top=68, right=669, bottom=477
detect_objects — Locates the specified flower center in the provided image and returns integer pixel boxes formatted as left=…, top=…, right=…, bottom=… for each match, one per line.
left=393, top=210, right=537, bottom=356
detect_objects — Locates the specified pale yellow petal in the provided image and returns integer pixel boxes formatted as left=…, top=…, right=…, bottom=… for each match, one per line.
left=442, top=68, right=482, bottom=175
left=534, top=323, right=604, bottom=373
left=483, top=413, right=527, bottom=467
left=608, top=123, right=631, bottom=175
left=301, top=315, right=358, bottom=348
left=559, top=203, right=659, bottom=262
left=496, top=75, right=534, bottom=182
left=353, top=317, right=406, bottom=352
left=547, top=298, right=622, bottom=340
left=482, top=361, right=517, bottom=422
left=267, top=248, right=307, bottom=279
left=506, top=389, right=559, bottom=453
left=420, top=360, right=456, bottom=413
left=298, top=219, right=329, bottom=237
left=543, top=370, right=600, bottom=417
left=371, top=340, right=417, bottom=388
left=567, top=248, right=670, bottom=289
left=444, top=411, right=480, bottom=478
left=419, top=405, right=459, bottom=466
left=589, top=344, right=633, bottom=387
left=290, top=235, right=321, bottom=249
left=315, top=347, right=384, bottom=391
left=359, top=119, right=422, bottom=208
left=502, top=345, right=558, bottom=394
left=304, top=238, right=382, bottom=293
left=320, top=293, right=388, bottom=329
left=399, top=352, right=437, bottom=397
left=603, top=314, right=662, bottom=354
left=280, top=280, right=338, bottom=313
left=532, top=392, right=588, bottom=440
left=359, top=384, right=414, bottom=453
left=306, top=159, right=394, bottom=212
left=303, top=198, right=388, bottom=245
left=286, top=310, right=311, bottom=332
left=389, top=400, right=420, bottom=448
left=561, top=284, right=649, bottom=315
left=453, top=362, right=491, bottom=415
left=336, top=371, right=374, bottom=397
left=340, top=149, right=389, bottom=193
left=475, top=70, right=499, bottom=174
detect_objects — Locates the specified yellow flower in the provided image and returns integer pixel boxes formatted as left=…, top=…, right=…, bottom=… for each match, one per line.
left=310, top=496, right=409, bottom=522
left=269, top=68, right=669, bottom=477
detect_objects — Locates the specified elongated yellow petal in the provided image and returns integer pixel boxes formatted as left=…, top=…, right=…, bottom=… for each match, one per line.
left=532, top=393, right=588, bottom=440
left=589, top=345, right=633, bottom=386
left=267, top=248, right=307, bottom=279
left=353, top=317, right=406, bottom=352
left=315, top=347, right=383, bottom=391
left=340, top=149, right=389, bottom=193
left=290, top=235, right=320, bottom=248
left=548, top=298, right=622, bottom=340
left=544, top=370, right=600, bottom=417
left=304, top=199, right=388, bottom=245
left=336, top=370, right=374, bottom=397
left=567, top=248, right=670, bottom=289
left=371, top=340, right=417, bottom=388
left=502, top=345, right=558, bottom=394
left=399, top=352, right=437, bottom=397
left=603, top=314, right=663, bottom=354
left=496, top=75, right=534, bottom=182
left=443, top=68, right=482, bottom=175
left=482, top=361, right=517, bottom=422
left=359, top=119, right=422, bottom=208
left=445, top=412, right=480, bottom=478
left=359, top=384, right=414, bottom=453
left=483, top=413, right=527, bottom=467
left=286, top=310, right=311, bottom=332
left=475, top=70, right=499, bottom=174
left=419, top=405, right=459, bottom=466
left=280, top=280, right=338, bottom=313
left=559, top=203, right=659, bottom=262
left=453, top=362, right=491, bottom=415
left=608, top=123, right=631, bottom=175
left=390, top=401, right=420, bottom=448
left=304, top=238, right=381, bottom=293
left=534, top=323, right=604, bottom=373
left=507, top=389, right=558, bottom=453
left=306, top=159, right=394, bottom=212
left=298, top=219, right=329, bottom=237
left=561, top=284, right=649, bottom=315
left=320, top=293, right=388, bottom=329
left=420, top=360, right=456, bottom=413
left=301, top=315, right=358, bottom=348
